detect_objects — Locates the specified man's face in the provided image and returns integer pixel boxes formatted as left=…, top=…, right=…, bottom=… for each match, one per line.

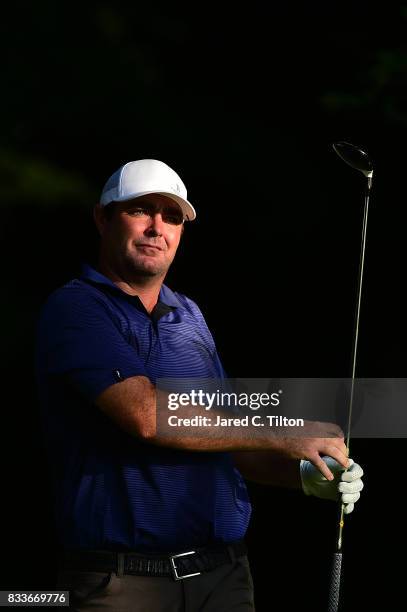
left=95, top=194, right=184, bottom=279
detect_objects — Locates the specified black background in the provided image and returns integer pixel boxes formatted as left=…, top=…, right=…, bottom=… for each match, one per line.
left=1, top=2, right=406, bottom=610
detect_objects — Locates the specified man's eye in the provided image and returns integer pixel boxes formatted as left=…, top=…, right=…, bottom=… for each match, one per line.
left=162, top=210, right=184, bottom=225
left=128, top=208, right=148, bottom=216
left=163, top=214, right=183, bottom=225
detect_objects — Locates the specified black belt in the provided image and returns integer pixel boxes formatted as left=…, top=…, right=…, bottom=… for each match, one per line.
left=60, top=540, right=247, bottom=581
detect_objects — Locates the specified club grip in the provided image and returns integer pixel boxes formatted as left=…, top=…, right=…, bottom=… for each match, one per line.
left=328, top=552, right=342, bottom=612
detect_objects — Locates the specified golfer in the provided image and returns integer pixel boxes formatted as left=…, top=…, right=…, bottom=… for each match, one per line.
left=36, top=159, right=364, bottom=611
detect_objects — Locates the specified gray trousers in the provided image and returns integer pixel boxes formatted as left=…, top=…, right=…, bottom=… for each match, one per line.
left=56, top=554, right=255, bottom=612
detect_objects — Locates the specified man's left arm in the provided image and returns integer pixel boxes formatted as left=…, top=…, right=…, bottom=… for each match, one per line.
left=232, top=451, right=364, bottom=514
left=231, top=450, right=302, bottom=488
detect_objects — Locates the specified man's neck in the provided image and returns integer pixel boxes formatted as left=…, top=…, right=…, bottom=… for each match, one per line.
left=97, top=261, right=164, bottom=314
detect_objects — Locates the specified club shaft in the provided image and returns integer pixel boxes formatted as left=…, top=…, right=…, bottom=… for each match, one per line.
left=336, top=183, right=371, bottom=555
left=347, top=185, right=370, bottom=451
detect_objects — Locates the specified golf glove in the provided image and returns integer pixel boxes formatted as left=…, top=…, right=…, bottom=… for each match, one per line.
left=299, top=457, right=364, bottom=514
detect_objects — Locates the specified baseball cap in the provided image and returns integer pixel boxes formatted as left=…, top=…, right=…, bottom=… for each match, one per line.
left=99, top=159, right=196, bottom=221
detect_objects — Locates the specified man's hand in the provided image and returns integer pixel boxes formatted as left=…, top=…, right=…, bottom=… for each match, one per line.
left=299, top=456, right=364, bottom=513
left=277, top=421, right=349, bottom=480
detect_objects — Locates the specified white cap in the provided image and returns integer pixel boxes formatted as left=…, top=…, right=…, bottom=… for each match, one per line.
left=99, top=159, right=196, bottom=221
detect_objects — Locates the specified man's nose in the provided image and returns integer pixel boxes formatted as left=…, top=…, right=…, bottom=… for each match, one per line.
left=145, top=213, right=164, bottom=236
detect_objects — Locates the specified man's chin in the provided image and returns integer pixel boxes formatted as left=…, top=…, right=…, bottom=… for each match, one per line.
left=125, top=259, right=167, bottom=278
left=137, top=267, right=164, bottom=278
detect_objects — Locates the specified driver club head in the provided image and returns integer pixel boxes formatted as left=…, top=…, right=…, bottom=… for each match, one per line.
left=332, top=141, right=373, bottom=178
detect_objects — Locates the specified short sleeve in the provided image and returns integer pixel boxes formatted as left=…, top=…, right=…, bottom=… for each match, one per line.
left=36, top=286, right=149, bottom=402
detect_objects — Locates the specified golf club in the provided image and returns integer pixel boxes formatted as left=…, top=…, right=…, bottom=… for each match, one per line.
left=328, top=141, right=373, bottom=612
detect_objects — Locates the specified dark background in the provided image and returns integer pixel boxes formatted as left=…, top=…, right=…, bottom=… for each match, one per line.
left=1, top=2, right=405, bottom=610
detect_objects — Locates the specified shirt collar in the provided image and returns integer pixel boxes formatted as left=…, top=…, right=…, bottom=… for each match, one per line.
left=81, top=263, right=183, bottom=308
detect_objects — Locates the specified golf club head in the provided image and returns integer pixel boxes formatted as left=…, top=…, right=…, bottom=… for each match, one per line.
left=332, top=141, right=373, bottom=179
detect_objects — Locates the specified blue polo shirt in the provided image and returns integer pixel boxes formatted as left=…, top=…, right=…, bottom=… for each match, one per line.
left=36, top=264, right=251, bottom=552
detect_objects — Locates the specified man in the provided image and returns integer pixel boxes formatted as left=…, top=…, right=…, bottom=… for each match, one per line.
left=36, top=159, right=363, bottom=611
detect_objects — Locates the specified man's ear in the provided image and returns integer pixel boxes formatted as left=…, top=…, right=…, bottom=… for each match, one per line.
left=94, top=204, right=106, bottom=237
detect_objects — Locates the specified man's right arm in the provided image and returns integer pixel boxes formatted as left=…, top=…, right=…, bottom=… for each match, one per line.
left=37, top=288, right=348, bottom=482
left=95, top=375, right=349, bottom=480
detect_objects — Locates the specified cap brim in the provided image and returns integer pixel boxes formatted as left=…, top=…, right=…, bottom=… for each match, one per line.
left=112, top=190, right=196, bottom=221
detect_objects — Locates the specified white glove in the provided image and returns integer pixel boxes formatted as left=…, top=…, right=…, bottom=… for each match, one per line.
left=299, top=456, right=364, bottom=514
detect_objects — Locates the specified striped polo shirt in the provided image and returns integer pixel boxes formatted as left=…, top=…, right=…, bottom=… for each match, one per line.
left=36, top=264, right=251, bottom=552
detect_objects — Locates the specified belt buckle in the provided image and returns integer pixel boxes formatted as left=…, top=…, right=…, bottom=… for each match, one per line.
left=170, top=550, right=201, bottom=580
